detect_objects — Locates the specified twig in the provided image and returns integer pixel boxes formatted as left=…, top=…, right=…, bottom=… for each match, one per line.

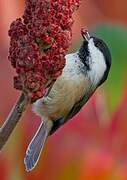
left=0, top=93, right=29, bottom=150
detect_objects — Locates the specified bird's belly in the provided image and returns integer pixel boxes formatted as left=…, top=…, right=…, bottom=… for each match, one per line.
left=33, top=74, right=88, bottom=120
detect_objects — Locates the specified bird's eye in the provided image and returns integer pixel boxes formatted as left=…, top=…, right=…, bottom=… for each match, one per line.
left=94, top=40, right=102, bottom=47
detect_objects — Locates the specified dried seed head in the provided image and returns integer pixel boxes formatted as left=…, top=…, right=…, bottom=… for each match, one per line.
left=8, top=0, right=81, bottom=102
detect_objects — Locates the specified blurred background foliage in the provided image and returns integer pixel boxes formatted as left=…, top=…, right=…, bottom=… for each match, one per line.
left=0, top=0, right=127, bottom=180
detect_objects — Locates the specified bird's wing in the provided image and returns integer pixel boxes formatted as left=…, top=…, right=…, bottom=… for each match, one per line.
left=50, top=89, right=95, bottom=135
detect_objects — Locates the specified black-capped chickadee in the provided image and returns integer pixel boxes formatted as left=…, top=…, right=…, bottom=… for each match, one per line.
left=24, top=29, right=112, bottom=171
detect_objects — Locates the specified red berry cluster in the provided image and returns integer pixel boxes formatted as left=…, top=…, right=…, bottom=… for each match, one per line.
left=8, top=0, right=81, bottom=102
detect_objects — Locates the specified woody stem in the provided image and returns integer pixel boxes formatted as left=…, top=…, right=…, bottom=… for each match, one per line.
left=0, top=93, right=29, bottom=150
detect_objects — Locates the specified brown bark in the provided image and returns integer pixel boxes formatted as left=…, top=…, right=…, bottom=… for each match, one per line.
left=0, top=93, right=29, bottom=150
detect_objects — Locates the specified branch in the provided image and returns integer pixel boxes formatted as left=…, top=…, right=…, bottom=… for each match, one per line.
left=0, top=93, right=29, bottom=150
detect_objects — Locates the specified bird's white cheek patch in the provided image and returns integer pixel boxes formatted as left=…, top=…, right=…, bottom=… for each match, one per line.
left=88, top=39, right=106, bottom=84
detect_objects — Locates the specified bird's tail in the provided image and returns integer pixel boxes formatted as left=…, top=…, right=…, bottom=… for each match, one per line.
left=24, top=119, right=53, bottom=172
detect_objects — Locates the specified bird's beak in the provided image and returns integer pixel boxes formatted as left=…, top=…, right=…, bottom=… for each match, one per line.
left=81, top=28, right=90, bottom=42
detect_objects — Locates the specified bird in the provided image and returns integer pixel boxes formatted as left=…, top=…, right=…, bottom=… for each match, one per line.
left=24, top=28, right=112, bottom=171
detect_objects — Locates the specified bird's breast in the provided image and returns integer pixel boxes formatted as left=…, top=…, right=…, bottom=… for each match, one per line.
left=33, top=53, right=90, bottom=120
